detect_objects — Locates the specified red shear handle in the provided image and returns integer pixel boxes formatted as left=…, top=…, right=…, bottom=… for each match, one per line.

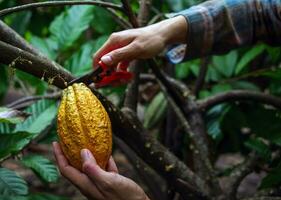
left=95, top=71, right=133, bottom=88
left=94, top=60, right=133, bottom=87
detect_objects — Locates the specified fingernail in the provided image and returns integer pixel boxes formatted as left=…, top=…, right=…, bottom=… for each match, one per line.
left=81, top=149, right=92, bottom=162
left=101, top=55, right=113, bottom=65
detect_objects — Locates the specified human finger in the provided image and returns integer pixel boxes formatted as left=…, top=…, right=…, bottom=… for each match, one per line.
left=106, top=156, right=118, bottom=173
left=93, top=32, right=135, bottom=67
left=81, top=149, right=117, bottom=190
left=53, top=142, right=104, bottom=199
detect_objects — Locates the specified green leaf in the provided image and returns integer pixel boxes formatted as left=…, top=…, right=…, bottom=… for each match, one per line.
left=220, top=105, right=248, bottom=152
left=188, top=59, right=200, bottom=77
left=8, top=11, right=31, bottom=35
left=0, top=195, right=28, bottom=200
left=205, top=66, right=222, bottom=82
left=14, top=99, right=57, bottom=135
left=0, top=107, right=30, bottom=124
left=64, top=36, right=108, bottom=76
left=244, top=138, right=271, bottom=161
left=144, top=92, right=168, bottom=129
left=16, top=71, right=47, bottom=95
left=92, top=7, right=117, bottom=34
left=21, top=155, right=58, bottom=183
left=212, top=51, right=238, bottom=77
left=235, top=44, right=265, bottom=75
left=0, top=132, right=32, bottom=159
left=28, top=193, right=68, bottom=200
left=38, top=125, right=58, bottom=144
left=30, top=36, right=57, bottom=60
left=0, top=123, right=13, bottom=134
left=0, top=194, right=68, bottom=200
left=245, top=107, right=281, bottom=146
left=269, top=79, right=281, bottom=96
left=261, top=68, right=281, bottom=80
left=266, top=46, right=281, bottom=63
left=175, top=62, right=190, bottom=79
left=50, top=5, right=94, bottom=50
left=230, top=81, right=260, bottom=91
left=260, top=161, right=281, bottom=189
left=0, top=168, right=28, bottom=195
left=206, top=104, right=230, bottom=142
left=210, top=84, right=232, bottom=95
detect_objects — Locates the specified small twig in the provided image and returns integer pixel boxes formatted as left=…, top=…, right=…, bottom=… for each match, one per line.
left=198, top=90, right=281, bottom=111
left=193, top=57, right=210, bottom=97
left=227, top=153, right=259, bottom=200
left=14, top=76, right=30, bottom=96
left=0, top=0, right=123, bottom=17
left=148, top=13, right=165, bottom=25
left=140, top=73, right=156, bottom=82
left=6, top=92, right=61, bottom=109
left=106, top=8, right=132, bottom=29
left=120, top=0, right=138, bottom=27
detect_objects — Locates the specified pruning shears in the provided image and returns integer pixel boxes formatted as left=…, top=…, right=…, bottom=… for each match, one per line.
left=68, top=60, right=133, bottom=88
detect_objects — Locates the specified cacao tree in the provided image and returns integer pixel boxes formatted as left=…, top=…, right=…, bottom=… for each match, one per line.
left=0, top=0, right=281, bottom=200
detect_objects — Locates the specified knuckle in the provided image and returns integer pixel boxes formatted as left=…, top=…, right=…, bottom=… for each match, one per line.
left=109, top=32, right=120, bottom=41
left=112, top=49, right=125, bottom=60
left=82, top=161, right=94, bottom=172
left=101, top=180, right=113, bottom=191
left=133, top=42, right=145, bottom=53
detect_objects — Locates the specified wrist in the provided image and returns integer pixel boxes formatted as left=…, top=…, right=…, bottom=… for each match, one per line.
left=158, top=16, right=188, bottom=45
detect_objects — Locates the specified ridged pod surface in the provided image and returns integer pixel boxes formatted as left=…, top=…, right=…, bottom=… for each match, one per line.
left=57, top=83, right=112, bottom=170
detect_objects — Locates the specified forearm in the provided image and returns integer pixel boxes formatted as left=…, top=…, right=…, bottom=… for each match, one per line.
left=168, top=0, right=281, bottom=62
left=158, top=16, right=188, bottom=45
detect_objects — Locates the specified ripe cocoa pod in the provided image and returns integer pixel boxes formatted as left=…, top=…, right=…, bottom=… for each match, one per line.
left=57, top=83, right=112, bottom=170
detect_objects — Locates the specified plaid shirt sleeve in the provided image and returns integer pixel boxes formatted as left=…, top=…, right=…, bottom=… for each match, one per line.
left=167, top=0, right=281, bottom=63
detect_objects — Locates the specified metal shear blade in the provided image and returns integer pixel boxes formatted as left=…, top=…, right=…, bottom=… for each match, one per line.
left=67, top=66, right=103, bottom=86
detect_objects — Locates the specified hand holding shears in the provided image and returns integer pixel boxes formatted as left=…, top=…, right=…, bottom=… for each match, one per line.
left=68, top=59, right=133, bottom=87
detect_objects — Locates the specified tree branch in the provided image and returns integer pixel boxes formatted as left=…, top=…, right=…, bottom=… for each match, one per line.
left=114, top=136, right=169, bottom=200
left=0, top=20, right=41, bottom=56
left=123, top=0, right=151, bottom=111
left=0, top=0, right=123, bottom=17
left=198, top=90, right=281, bottom=111
left=110, top=107, right=210, bottom=199
left=0, top=41, right=73, bottom=89
left=193, top=57, right=209, bottom=97
left=123, top=60, right=142, bottom=111
left=146, top=59, right=220, bottom=195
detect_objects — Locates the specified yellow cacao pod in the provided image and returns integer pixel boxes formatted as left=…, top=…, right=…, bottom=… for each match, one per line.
left=57, top=83, right=112, bottom=170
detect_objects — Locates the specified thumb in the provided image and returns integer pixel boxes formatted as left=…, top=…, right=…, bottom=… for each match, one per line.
left=101, top=43, right=140, bottom=67
left=81, top=149, right=114, bottom=188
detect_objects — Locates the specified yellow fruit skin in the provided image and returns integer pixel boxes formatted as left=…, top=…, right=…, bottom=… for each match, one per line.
left=57, top=83, right=112, bottom=170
